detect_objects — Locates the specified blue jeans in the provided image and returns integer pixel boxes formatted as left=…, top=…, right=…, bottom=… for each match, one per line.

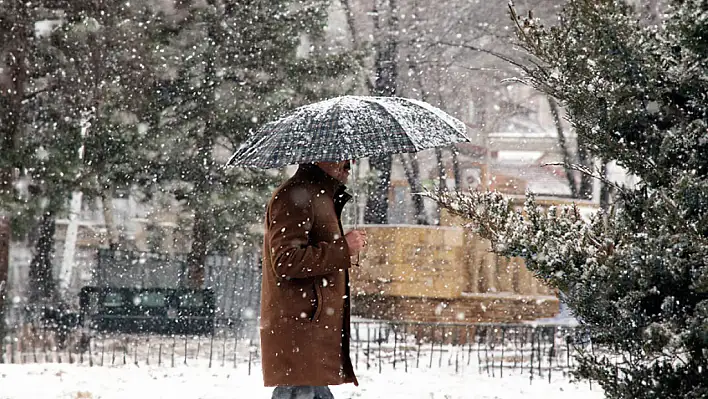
left=271, top=386, right=334, bottom=399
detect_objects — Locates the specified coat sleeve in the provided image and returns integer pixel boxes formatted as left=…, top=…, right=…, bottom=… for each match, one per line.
left=267, top=190, right=351, bottom=280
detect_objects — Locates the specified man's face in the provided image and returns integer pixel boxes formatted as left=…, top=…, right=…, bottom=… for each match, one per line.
left=316, top=160, right=351, bottom=184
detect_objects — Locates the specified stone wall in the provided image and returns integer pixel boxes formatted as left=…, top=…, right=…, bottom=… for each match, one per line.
left=349, top=224, right=560, bottom=324
left=350, top=225, right=467, bottom=299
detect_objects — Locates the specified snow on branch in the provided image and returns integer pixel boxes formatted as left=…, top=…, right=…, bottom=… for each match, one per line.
left=425, top=188, right=615, bottom=294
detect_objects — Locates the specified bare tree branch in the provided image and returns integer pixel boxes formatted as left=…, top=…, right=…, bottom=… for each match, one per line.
left=434, top=40, right=529, bottom=71
left=22, top=86, right=55, bottom=102
left=542, top=162, right=626, bottom=195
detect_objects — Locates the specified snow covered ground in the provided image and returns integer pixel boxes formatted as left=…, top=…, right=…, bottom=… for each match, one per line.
left=0, top=363, right=603, bottom=399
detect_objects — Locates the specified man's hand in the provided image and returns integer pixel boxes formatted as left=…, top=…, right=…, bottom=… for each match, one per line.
left=345, top=230, right=368, bottom=255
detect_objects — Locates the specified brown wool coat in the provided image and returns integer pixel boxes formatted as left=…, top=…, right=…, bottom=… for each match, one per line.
left=260, top=164, right=358, bottom=387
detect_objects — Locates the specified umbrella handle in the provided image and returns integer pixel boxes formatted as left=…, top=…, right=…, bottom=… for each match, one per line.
left=353, top=161, right=360, bottom=267
left=353, top=160, right=359, bottom=230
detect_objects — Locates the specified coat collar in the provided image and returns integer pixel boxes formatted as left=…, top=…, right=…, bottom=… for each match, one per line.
left=295, top=163, right=350, bottom=199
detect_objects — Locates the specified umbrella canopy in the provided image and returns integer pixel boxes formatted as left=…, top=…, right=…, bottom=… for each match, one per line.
left=227, top=95, right=471, bottom=169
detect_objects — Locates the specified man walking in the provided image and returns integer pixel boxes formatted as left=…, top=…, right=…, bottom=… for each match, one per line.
left=260, top=160, right=367, bottom=399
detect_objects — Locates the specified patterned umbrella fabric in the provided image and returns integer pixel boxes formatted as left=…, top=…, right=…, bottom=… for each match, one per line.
left=227, top=95, right=471, bottom=168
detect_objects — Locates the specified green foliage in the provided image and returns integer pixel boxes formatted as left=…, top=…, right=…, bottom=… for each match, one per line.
left=146, top=1, right=359, bottom=251
left=433, top=177, right=708, bottom=397
left=3, top=0, right=358, bottom=252
left=432, top=1, right=708, bottom=397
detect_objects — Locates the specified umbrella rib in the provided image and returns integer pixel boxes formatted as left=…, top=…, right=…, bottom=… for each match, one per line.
left=360, top=96, right=420, bottom=152
left=236, top=117, right=290, bottom=167
left=229, top=135, right=264, bottom=166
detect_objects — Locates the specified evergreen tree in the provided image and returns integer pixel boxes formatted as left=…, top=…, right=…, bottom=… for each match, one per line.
left=29, top=3, right=162, bottom=299
left=147, top=1, right=358, bottom=287
left=433, top=1, right=708, bottom=398
left=0, top=2, right=83, bottom=311
left=0, top=1, right=163, bottom=305
left=0, top=0, right=49, bottom=331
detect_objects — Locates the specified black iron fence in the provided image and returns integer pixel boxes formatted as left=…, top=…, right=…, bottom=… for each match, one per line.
left=1, top=319, right=590, bottom=383
left=3, top=248, right=593, bottom=383
left=348, top=320, right=590, bottom=383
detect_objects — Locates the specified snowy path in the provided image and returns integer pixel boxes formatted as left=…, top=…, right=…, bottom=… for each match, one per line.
left=0, top=363, right=603, bottom=399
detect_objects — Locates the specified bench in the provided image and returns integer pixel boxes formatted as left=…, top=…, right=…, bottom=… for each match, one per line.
left=79, top=286, right=216, bottom=335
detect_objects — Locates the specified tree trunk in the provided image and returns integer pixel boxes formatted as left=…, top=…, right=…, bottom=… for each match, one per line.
left=100, top=191, right=121, bottom=250
left=340, top=0, right=373, bottom=93
left=577, top=145, right=595, bottom=200
left=433, top=148, right=447, bottom=225
left=451, top=146, right=462, bottom=190
left=547, top=96, right=580, bottom=198
left=402, top=65, right=433, bottom=225
left=398, top=154, right=428, bottom=225
left=410, top=154, right=427, bottom=225
left=0, top=4, right=30, bottom=341
left=186, top=210, right=209, bottom=289
left=0, top=214, right=9, bottom=341
left=184, top=26, right=218, bottom=288
left=28, top=208, right=57, bottom=304
left=364, top=156, right=392, bottom=224
left=548, top=96, right=595, bottom=200
left=599, top=160, right=612, bottom=209
left=364, top=0, right=398, bottom=224
left=435, top=148, right=447, bottom=189
left=410, top=53, right=448, bottom=221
